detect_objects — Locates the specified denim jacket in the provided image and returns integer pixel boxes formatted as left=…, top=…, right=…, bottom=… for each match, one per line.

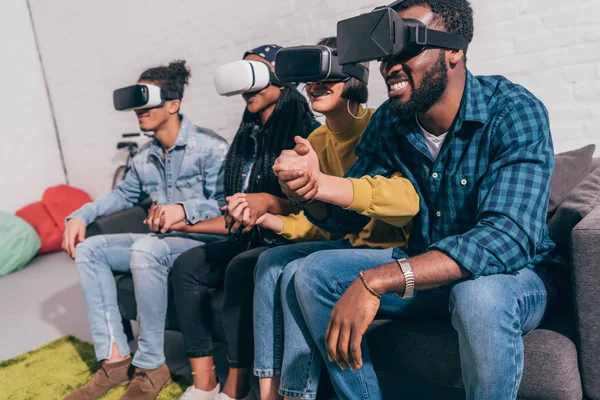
left=68, top=114, right=229, bottom=226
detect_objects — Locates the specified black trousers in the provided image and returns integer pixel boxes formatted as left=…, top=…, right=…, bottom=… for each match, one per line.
left=171, top=239, right=271, bottom=368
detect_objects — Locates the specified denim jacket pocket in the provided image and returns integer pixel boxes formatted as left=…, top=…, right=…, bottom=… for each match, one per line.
left=175, top=175, right=204, bottom=199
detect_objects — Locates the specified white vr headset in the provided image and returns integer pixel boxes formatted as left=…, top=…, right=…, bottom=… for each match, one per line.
left=214, top=60, right=287, bottom=97
left=113, top=84, right=181, bottom=111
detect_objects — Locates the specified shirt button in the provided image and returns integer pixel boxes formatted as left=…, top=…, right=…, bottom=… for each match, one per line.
left=436, top=211, right=441, bottom=217
left=432, top=172, right=439, bottom=179
left=461, top=179, right=467, bottom=186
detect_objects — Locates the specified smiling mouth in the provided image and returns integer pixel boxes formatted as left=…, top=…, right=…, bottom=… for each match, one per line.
left=310, top=89, right=332, bottom=99
left=389, top=81, right=409, bottom=91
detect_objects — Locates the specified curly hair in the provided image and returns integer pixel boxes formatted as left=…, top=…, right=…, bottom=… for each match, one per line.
left=317, top=37, right=369, bottom=104
left=393, top=0, right=474, bottom=44
left=139, top=60, right=191, bottom=99
left=223, top=87, right=315, bottom=198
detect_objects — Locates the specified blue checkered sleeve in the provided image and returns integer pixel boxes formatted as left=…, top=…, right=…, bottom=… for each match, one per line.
left=429, top=98, right=554, bottom=278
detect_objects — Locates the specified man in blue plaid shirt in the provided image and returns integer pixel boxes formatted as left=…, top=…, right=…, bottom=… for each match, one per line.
left=272, top=0, right=559, bottom=398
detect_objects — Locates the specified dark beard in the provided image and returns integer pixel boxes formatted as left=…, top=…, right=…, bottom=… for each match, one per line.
left=389, top=51, right=448, bottom=121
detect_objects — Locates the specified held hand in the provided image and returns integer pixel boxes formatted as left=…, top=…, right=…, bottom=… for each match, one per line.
left=273, top=137, right=321, bottom=201
left=277, top=169, right=319, bottom=202
left=62, top=218, right=86, bottom=259
left=224, top=193, right=249, bottom=233
left=224, top=193, right=274, bottom=233
left=325, top=277, right=380, bottom=371
left=272, top=136, right=320, bottom=178
left=238, top=193, right=273, bottom=233
left=144, top=201, right=160, bottom=231
left=144, top=202, right=185, bottom=233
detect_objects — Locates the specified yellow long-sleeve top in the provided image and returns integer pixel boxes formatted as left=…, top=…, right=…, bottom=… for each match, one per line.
left=277, top=107, right=419, bottom=248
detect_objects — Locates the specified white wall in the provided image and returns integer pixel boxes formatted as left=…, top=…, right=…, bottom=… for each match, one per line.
left=28, top=0, right=600, bottom=199
left=0, top=0, right=65, bottom=213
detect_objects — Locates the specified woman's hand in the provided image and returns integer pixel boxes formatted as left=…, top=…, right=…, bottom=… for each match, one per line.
left=273, top=136, right=321, bottom=202
left=224, top=193, right=274, bottom=233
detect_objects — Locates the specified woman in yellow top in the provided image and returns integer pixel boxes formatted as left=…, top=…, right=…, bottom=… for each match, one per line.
left=223, top=38, right=419, bottom=400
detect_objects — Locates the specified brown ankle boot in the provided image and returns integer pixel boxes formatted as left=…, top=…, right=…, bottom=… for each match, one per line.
left=65, top=357, right=132, bottom=400
left=120, top=363, right=171, bottom=400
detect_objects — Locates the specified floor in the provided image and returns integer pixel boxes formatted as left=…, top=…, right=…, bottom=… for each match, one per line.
left=0, top=252, right=464, bottom=399
left=0, top=252, right=195, bottom=376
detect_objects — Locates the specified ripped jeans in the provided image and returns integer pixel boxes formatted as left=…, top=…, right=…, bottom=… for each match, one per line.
left=74, top=232, right=223, bottom=369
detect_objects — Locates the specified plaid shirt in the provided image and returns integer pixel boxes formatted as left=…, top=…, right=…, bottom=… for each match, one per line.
left=313, top=71, right=559, bottom=279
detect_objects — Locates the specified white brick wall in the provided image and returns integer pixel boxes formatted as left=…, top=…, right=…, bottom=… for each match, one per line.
left=0, top=0, right=65, bottom=213
left=28, top=0, right=600, bottom=199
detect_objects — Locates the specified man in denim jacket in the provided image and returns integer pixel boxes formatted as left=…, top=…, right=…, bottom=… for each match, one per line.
left=62, top=61, right=228, bottom=400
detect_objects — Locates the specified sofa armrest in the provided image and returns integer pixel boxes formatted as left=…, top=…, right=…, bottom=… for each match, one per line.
left=86, top=206, right=151, bottom=238
left=570, top=205, right=600, bottom=399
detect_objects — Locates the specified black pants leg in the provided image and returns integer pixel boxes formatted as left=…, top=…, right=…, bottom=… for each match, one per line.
left=171, top=239, right=247, bottom=358
left=222, top=246, right=271, bottom=368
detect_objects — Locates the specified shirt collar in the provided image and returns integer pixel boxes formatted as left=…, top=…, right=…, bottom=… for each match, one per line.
left=454, top=70, right=489, bottom=132
left=149, top=114, right=193, bottom=159
left=175, top=114, right=193, bottom=147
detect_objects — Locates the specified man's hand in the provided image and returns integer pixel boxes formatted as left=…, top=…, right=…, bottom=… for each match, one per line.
left=144, top=202, right=186, bottom=233
left=62, top=218, right=86, bottom=259
left=224, top=193, right=273, bottom=233
left=273, top=136, right=321, bottom=201
left=325, top=276, right=380, bottom=371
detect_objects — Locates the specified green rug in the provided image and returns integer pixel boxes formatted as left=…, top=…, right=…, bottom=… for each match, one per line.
left=0, top=336, right=191, bottom=400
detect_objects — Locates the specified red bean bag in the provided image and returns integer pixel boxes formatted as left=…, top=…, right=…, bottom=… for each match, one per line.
left=15, top=185, right=92, bottom=254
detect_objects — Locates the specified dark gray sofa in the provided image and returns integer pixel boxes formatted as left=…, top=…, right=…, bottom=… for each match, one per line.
left=86, top=154, right=600, bottom=400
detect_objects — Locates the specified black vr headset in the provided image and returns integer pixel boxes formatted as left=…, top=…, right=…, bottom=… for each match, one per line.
left=336, top=0, right=470, bottom=65
left=274, top=45, right=369, bottom=84
left=113, top=84, right=181, bottom=111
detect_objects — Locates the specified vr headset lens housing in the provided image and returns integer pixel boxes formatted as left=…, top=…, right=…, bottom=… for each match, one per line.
left=275, top=45, right=369, bottom=84
left=113, top=84, right=179, bottom=111
left=336, top=4, right=470, bottom=65
left=214, top=60, right=274, bottom=97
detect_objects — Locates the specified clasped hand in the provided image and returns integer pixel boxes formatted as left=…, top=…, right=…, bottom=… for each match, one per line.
left=222, top=193, right=271, bottom=233
left=144, top=201, right=186, bottom=233
left=272, top=136, right=321, bottom=202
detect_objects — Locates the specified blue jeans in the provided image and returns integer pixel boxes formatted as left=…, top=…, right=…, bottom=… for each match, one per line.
left=75, top=232, right=223, bottom=369
left=253, top=240, right=354, bottom=399
left=293, top=247, right=552, bottom=400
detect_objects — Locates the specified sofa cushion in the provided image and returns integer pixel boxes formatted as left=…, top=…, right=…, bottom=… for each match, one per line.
left=548, top=166, right=600, bottom=254
left=367, top=314, right=582, bottom=400
left=549, top=145, right=595, bottom=216
left=15, top=202, right=62, bottom=254
left=0, top=213, right=41, bottom=276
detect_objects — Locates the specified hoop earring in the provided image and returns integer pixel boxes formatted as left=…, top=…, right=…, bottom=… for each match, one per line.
left=347, top=100, right=368, bottom=120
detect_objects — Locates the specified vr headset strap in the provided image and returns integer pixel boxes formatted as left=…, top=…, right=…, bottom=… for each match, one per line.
left=269, top=70, right=287, bottom=88
left=407, top=24, right=470, bottom=53
left=161, top=88, right=182, bottom=101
